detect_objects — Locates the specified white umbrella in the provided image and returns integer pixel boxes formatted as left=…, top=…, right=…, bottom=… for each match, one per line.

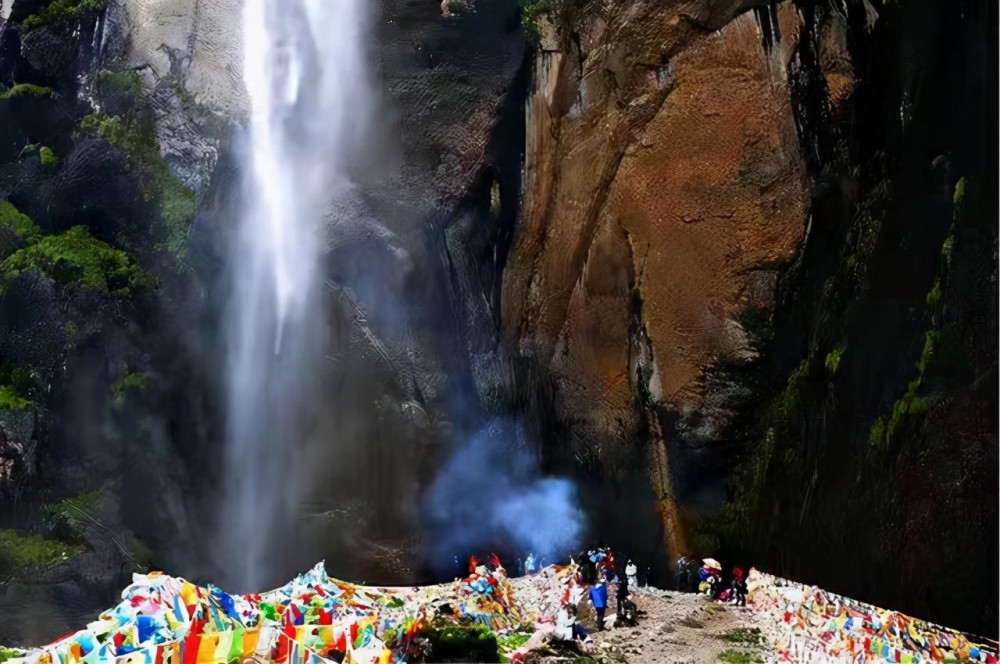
left=702, top=558, right=722, bottom=571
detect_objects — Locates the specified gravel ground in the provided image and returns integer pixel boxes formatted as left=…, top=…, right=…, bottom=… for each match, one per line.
left=585, top=587, right=776, bottom=664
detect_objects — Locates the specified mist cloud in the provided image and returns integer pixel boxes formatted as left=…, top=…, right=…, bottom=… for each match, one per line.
left=423, top=418, right=583, bottom=571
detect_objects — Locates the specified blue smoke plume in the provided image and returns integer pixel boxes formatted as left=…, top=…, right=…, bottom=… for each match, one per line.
left=423, top=418, right=583, bottom=571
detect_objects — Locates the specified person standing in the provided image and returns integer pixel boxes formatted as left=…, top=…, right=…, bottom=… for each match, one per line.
left=625, top=559, right=638, bottom=588
left=676, top=556, right=691, bottom=591
left=730, top=568, right=748, bottom=607
left=589, top=581, right=609, bottom=631
left=615, top=570, right=630, bottom=617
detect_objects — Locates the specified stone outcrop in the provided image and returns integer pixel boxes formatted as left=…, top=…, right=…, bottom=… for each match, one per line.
left=502, top=1, right=809, bottom=549
left=122, top=0, right=245, bottom=118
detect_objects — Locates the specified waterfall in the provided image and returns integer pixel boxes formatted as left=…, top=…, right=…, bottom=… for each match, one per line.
left=221, top=0, right=372, bottom=591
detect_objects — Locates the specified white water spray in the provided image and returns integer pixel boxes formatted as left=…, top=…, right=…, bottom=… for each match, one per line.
left=222, top=0, right=373, bottom=590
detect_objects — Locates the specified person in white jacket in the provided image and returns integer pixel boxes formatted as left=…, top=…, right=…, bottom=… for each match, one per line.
left=554, top=604, right=594, bottom=650
left=625, top=559, right=638, bottom=588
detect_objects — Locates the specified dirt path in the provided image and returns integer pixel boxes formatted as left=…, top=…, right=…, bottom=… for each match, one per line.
left=589, top=587, right=775, bottom=663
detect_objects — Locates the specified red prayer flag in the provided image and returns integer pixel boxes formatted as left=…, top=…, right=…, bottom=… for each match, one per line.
left=183, top=635, right=201, bottom=664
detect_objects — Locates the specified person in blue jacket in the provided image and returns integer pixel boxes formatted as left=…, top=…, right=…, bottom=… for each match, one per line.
left=589, top=580, right=609, bottom=630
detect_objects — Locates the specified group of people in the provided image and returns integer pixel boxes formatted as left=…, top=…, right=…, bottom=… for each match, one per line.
left=548, top=547, right=642, bottom=653
left=681, top=556, right=748, bottom=607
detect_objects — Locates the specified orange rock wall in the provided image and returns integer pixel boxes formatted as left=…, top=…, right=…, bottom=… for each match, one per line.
left=503, top=2, right=810, bottom=525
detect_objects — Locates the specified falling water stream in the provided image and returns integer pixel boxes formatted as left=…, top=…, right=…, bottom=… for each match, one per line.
left=221, top=0, right=372, bottom=591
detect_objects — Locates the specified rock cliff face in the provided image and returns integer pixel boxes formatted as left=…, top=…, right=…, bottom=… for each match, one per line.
left=503, top=0, right=809, bottom=559
left=503, top=0, right=996, bottom=636
left=716, top=0, right=998, bottom=636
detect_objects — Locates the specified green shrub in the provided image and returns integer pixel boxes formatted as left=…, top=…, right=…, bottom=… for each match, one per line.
left=824, top=348, right=843, bottom=375
left=952, top=176, right=966, bottom=205
left=0, top=647, right=27, bottom=663
left=112, top=371, right=149, bottom=404
left=718, top=650, right=763, bottom=664
left=21, top=0, right=106, bottom=32
left=0, top=200, right=42, bottom=244
left=767, top=358, right=812, bottom=423
left=520, top=0, right=553, bottom=43
left=1, top=225, right=156, bottom=295
left=41, top=489, right=104, bottom=530
left=421, top=623, right=500, bottom=663
left=0, top=365, right=51, bottom=408
left=0, top=530, right=84, bottom=581
left=940, top=232, right=954, bottom=270
left=926, top=277, right=942, bottom=305
left=0, top=385, right=32, bottom=411
left=79, top=113, right=196, bottom=259
left=497, top=631, right=532, bottom=660
left=868, top=416, right=886, bottom=448
left=869, top=382, right=928, bottom=450
left=94, top=69, right=142, bottom=98
left=39, top=145, right=58, bottom=167
left=718, top=628, right=764, bottom=648
left=0, top=83, right=53, bottom=99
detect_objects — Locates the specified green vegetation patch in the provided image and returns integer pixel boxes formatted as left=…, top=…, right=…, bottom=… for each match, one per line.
left=0, top=385, right=32, bottom=411
left=0, top=647, right=27, bottom=663
left=767, top=358, right=813, bottom=423
left=498, top=631, right=532, bottom=661
left=39, top=145, right=58, bottom=167
left=952, top=176, right=966, bottom=205
left=717, top=628, right=764, bottom=648
left=718, top=650, right=763, bottom=664
left=79, top=113, right=196, bottom=259
left=0, top=200, right=42, bottom=244
left=94, top=69, right=142, bottom=98
left=0, top=366, right=47, bottom=407
left=926, top=277, right=942, bottom=305
left=421, top=623, right=500, bottom=663
left=520, top=0, right=553, bottom=43
left=1, top=225, right=156, bottom=295
left=42, top=489, right=104, bottom=531
left=22, top=0, right=106, bottom=32
left=824, top=348, right=843, bottom=375
left=0, top=530, right=84, bottom=581
left=940, top=232, right=954, bottom=270
left=0, top=83, right=53, bottom=99
left=112, top=371, right=150, bottom=404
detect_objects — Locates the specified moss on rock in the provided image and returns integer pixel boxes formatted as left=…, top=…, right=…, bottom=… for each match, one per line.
left=420, top=623, right=500, bottom=663
left=0, top=385, right=32, bottom=411
left=0, top=83, right=53, bottom=99
left=0, top=200, right=42, bottom=245
left=94, top=69, right=142, bottom=98
left=39, top=145, right=59, bottom=168
left=111, top=371, right=149, bottom=405
left=0, top=647, right=27, bottom=663
left=0, top=530, right=84, bottom=581
left=21, top=0, right=106, bottom=32
left=1, top=225, right=156, bottom=295
left=824, top=348, right=843, bottom=375
left=78, top=113, right=196, bottom=260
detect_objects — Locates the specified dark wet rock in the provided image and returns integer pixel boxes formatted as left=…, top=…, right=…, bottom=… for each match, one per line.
left=20, top=27, right=76, bottom=79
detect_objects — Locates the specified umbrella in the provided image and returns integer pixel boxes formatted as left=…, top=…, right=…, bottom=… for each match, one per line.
left=702, top=558, right=722, bottom=571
